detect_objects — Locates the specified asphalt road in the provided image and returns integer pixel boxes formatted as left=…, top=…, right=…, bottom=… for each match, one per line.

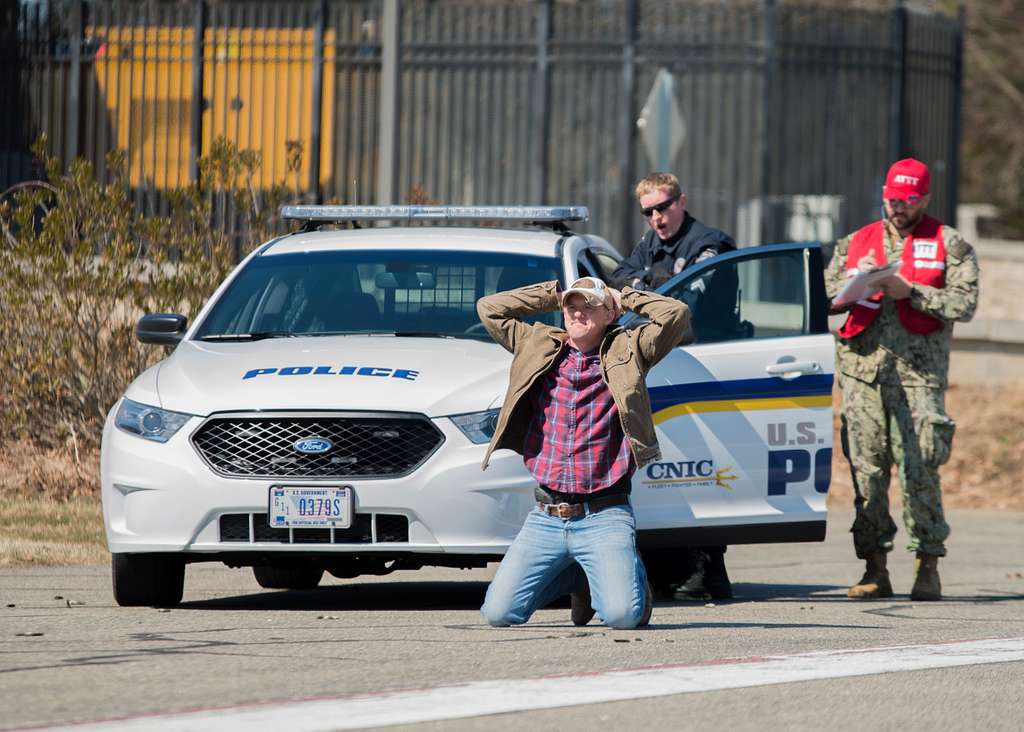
left=2, top=508, right=1023, bottom=731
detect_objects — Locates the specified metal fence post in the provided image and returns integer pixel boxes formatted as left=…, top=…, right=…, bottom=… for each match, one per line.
left=309, top=0, right=326, bottom=203
left=948, top=4, right=964, bottom=226
left=66, top=0, right=82, bottom=165
left=618, top=0, right=638, bottom=250
left=189, top=0, right=206, bottom=185
left=759, top=0, right=776, bottom=242
left=377, top=0, right=401, bottom=205
left=532, top=0, right=552, bottom=204
left=889, top=0, right=907, bottom=162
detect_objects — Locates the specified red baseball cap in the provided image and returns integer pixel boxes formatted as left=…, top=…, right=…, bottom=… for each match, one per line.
left=883, top=158, right=930, bottom=202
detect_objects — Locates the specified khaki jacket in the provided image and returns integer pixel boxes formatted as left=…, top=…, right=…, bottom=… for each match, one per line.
left=476, top=280, right=689, bottom=470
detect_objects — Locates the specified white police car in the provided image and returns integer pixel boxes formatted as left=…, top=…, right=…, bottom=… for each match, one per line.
left=101, top=205, right=834, bottom=606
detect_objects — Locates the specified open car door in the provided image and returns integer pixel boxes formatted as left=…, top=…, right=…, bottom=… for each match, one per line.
left=630, top=243, right=835, bottom=552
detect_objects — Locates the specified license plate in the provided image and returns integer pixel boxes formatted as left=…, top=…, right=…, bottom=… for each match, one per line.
left=268, top=486, right=352, bottom=529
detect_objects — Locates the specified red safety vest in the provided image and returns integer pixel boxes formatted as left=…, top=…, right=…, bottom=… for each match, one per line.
left=838, top=215, right=946, bottom=338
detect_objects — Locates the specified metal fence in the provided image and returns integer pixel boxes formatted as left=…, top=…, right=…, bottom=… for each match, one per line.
left=1, top=0, right=963, bottom=252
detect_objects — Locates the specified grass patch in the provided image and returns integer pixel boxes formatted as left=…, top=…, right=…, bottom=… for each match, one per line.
left=0, top=496, right=108, bottom=567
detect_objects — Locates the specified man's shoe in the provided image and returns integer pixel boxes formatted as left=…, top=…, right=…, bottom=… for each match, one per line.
left=848, top=552, right=894, bottom=599
left=910, top=553, right=942, bottom=601
left=638, top=579, right=653, bottom=627
left=671, top=547, right=733, bottom=601
left=570, top=582, right=596, bottom=626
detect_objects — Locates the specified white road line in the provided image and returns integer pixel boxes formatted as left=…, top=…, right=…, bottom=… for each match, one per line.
left=29, top=637, right=1024, bottom=732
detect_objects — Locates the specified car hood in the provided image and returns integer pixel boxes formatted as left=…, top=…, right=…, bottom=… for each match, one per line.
left=135, top=336, right=512, bottom=417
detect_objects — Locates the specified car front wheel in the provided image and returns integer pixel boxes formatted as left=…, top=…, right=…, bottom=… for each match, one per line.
left=112, top=553, right=185, bottom=607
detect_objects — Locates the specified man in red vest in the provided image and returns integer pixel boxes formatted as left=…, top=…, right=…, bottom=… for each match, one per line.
left=825, top=158, right=979, bottom=601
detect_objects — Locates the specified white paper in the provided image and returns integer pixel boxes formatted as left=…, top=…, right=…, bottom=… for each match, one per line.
left=832, top=262, right=901, bottom=307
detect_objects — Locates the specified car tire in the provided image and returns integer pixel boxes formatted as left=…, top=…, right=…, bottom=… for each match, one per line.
left=112, top=553, right=185, bottom=607
left=252, top=564, right=324, bottom=590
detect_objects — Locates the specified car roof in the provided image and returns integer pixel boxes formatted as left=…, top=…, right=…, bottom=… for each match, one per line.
left=261, top=226, right=567, bottom=258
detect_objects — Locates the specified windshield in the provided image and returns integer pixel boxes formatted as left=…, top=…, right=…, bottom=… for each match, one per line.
left=194, top=249, right=563, bottom=341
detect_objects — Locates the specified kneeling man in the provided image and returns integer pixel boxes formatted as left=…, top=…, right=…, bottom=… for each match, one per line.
left=476, top=276, right=688, bottom=628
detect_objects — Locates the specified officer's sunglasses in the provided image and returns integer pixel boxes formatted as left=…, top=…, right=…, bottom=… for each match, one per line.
left=640, top=194, right=680, bottom=218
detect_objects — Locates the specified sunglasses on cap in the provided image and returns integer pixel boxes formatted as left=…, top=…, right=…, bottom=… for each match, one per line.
left=640, top=194, right=680, bottom=218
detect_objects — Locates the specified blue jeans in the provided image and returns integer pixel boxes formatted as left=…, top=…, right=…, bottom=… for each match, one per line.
left=480, top=504, right=648, bottom=629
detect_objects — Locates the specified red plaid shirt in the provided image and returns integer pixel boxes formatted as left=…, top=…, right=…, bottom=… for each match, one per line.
left=523, top=344, right=635, bottom=493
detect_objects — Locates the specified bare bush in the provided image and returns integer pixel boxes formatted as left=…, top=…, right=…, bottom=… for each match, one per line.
left=0, top=136, right=290, bottom=459
left=961, top=0, right=1024, bottom=236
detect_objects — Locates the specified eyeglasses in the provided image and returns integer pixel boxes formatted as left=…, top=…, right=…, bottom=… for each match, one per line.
left=885, top=197, right=922, bottom=211
left=640, top=194, right=680, bottom=218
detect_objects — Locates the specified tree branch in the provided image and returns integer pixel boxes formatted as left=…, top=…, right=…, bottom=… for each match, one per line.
left=965, top=37, right=1024, bottom=117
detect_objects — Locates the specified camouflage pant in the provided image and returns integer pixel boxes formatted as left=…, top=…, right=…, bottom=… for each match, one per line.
left=839, top=374, right=955, bottom=558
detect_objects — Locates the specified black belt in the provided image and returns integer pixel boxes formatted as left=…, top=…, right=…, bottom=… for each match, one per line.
left=535, top=473, right=632, bottom=518
left=535, top=474, right=632, bottom=505
left=536, top=492, right=630, bottom=519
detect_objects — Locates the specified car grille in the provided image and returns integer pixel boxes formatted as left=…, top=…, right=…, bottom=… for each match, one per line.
left=219, top=513, right=409, bottom=544
left=191, top=412, right=444, bottom=478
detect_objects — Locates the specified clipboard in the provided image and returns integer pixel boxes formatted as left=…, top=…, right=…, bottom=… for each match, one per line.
left=832, top=262, right=901, bottom=308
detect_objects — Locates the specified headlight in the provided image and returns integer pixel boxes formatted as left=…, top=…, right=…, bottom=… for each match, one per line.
left=114, top=398, right=193, bottom=443
left=450, top=409, right=500, bottom=445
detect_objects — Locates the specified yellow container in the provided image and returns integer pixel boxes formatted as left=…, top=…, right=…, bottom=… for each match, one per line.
left=90, top=25, right=336, bottom=190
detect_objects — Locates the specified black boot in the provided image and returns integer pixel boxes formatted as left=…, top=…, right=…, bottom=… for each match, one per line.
left=909, top=552, right=941, bottom=601
left=672, top=546, right=733, bottom=601
left=703, top=546, right=733, bottom=599
left=848, top=553, right=893, bottom=599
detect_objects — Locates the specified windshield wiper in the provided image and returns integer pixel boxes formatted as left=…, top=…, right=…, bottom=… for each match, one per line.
left=289, top=330, right=371, bottom=337
left=390, top=331, right=457, bottom=339
left=199, top=331, right=295, bottom=342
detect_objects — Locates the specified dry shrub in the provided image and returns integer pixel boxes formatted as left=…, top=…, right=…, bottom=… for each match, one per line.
left=0, top=439, right=99, bottom=501
left=0, top=136, right=290, bottom=466
left=827, top=384, right=1024, bottom=511
left=940, top=384, right=1024, bottom=510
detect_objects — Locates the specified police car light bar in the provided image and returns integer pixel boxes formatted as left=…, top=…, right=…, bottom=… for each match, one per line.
left=280, top=205, right=589, bottom=223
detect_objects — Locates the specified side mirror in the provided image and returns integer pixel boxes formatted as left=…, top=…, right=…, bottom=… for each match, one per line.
left=137, top=313, right=188, bottom=345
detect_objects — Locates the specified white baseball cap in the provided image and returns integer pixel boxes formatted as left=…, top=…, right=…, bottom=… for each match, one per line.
left=561, top=276, right=609, bottom=307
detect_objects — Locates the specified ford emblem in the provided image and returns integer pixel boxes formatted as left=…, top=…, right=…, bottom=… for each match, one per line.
left=293, top=438, right=333, bottom=454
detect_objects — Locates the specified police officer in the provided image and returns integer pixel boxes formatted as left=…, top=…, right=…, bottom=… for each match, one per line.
left=612, top=172, right=735, bottom=291
left=826, top=158, right=979, bottom=601
left=612, top=172, right=737, bottom=602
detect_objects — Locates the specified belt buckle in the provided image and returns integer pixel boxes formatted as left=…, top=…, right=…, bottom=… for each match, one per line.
left=555, top=502, right=574, bottom=519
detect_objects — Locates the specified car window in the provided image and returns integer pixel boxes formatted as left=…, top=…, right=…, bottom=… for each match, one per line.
left=659, top=249, right=810, bottom=344
left=585, top=250, right=619, bottom=282
left=575, top=255, right=597, bottom=279
left=195, top=250, right=563, bottom=340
